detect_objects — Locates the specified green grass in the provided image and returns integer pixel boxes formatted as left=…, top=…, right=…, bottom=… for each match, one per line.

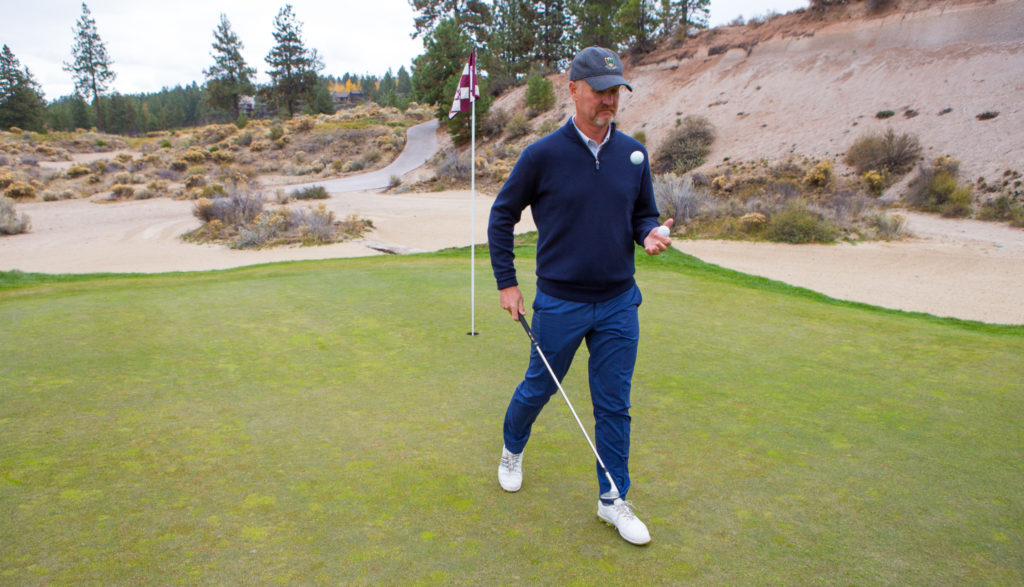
left=1, top=247, right=1022, bottom=584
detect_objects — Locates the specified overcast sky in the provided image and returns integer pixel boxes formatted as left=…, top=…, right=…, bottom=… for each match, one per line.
left=1, top=0, right=809, bottom=101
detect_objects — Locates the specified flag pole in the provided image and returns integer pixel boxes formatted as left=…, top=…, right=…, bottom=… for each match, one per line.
left=469, top=48, right=478, bottom=336
left=450, top=48, right=480, bottom=336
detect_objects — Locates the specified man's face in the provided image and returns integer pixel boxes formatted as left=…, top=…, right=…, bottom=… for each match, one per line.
left=570, top=80, right=621, bottom=130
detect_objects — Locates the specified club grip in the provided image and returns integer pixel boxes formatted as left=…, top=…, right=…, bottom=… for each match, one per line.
left=518, top=313, right=537, bottom=345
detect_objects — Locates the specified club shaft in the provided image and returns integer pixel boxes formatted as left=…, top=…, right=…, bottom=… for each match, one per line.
left=519, top=315, right=620, bottom=499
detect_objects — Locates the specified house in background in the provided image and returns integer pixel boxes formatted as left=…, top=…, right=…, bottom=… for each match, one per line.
left=330, top=90, right=365, bottom=110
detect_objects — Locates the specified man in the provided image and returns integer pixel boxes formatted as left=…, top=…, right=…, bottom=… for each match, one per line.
left=487, top=46, right=672, bottom=546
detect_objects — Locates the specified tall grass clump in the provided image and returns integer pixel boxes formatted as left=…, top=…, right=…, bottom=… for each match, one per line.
left=844, top=129, right=922, bottom=176
left=0, top=196, right=30, bottom=235
left=653, top=116, right=715, bottom=175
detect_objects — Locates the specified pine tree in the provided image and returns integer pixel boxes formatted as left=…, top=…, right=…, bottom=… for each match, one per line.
left=572, top=0, right=625, bottom=50
left=396, top=66, right=413, bottom=97
left=204, top=14, right=256, bottom=119
left=658, top=0, right=710, bottom=38
left=487, top=0, right=535, bottom=91
left=411, top=18, right=471, bottom=114
left=533, top=0, right=573, bottom=70
left=617, top=0, right=661, bottom=52
left=409, top=0, right=492, bottom=47
left=0, top=45, right=47, bottom=132
left=63, top=2, right=115, bottom=130
left=264, top=4, right=323, bottom=118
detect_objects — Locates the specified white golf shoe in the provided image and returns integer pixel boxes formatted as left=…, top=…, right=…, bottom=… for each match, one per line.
left=597, top=499, right=651, bottom=545
left=497, top=446, right=523, bottom=492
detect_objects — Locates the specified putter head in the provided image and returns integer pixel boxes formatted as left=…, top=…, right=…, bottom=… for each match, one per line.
left=600, top=489, right=620, bottom=502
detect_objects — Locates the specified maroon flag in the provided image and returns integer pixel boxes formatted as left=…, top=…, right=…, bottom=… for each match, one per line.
left=448, top=49, right=479, bottom=119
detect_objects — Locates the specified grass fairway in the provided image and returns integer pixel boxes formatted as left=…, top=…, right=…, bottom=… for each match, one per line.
left=2, top=246, right=1022, bottom=584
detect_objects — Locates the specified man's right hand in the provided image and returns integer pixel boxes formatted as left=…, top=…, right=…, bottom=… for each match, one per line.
left=499, top=286, right=526, bottom=320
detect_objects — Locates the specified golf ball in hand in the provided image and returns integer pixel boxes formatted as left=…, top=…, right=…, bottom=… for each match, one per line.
left=630, top=151, right=644, bottom=165
left=656, top=226, right=670, bottom=237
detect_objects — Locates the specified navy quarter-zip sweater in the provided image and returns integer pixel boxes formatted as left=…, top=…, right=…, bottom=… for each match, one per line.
left=488, top=119, right=661, bottom=303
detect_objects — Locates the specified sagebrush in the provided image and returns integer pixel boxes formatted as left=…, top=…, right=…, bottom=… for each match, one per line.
left=0, top=196, right=30, bottom=235
left=654, top=116, right=715, bottom=175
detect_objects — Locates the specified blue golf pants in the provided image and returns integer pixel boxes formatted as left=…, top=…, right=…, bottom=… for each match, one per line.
left=503, top=285, right=642, bottom=499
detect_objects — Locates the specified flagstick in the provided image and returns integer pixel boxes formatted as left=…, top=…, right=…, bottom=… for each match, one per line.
left=468, top=81, right=478, bottom=337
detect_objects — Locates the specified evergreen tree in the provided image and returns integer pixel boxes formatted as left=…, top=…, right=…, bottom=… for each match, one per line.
left=533, top=0, right=573, bottom=70
left=204, top=13, right=256, bottom=119
left=0, top=45, right=47, bottom=132
left=572, top=0, right=625, bottom=50
left=63, top=2, right=116, bottom=130
left=377, top=69, right=396, bottom=102
left=105, top=92, right=137, bottom=135
left=409, top=0, right=492, bottom=47
left=411, top=18, right=471, bottom=116
left=657, top=0, right=710, bottom=37
left=487, top=0, right=535, bottom=91
left=308, top=79, right=334, bottom=115
left=617, top=0, right=660, bottom=52
left=396, top=66, right=413, bottom=97
left=265, top=4, right=323, bottom=118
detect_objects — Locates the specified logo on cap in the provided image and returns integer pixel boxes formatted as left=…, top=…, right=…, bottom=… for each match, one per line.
left=605, top=57, right=615, bottom=69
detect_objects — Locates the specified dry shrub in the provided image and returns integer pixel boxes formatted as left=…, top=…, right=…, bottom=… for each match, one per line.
left=763, top=200, right=838, bottom=243
left=436, top=149, right=471, bottom=181
left=844, top=129, right=921, bottom=176
left=293, top=186, right=329, bottom=200
left=0, top=171, right=14, bottom=188
left=504, top=113, right=532, bottom=140
left=0, top=196, right=30, bottom=234
left=803, top=161, right=833, bottom=189
left=653, top=174, right=707, bottom=225
left=184, top=173, right=207, bottom=189
left=110, top=184, right=135, bottom=199
left=482, top=108, right=510, bottom=139
left=182, top=148, right=208, bottom=164
left=198, top=124, right=236, bottom=145
left=870, top=212, right=907, bottom=240
left=906, top=156, right=972, bottom=217
left=861, top=170, right=887, bottom=196
left=212, top=150, right=235, bottom=164
left=653, top=116, right=716, bottom=175
left=288, top=117, right=316, bottom=133
left=193, top=192, right=264, bottom=227
left=5, top=182, right=35, bottom=200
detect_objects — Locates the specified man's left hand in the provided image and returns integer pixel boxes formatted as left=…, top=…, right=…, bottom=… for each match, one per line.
left=643, top=219, right=674, bottom=255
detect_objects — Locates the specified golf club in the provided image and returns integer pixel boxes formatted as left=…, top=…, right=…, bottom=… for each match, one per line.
left=518, top=313, right=621, bottom=501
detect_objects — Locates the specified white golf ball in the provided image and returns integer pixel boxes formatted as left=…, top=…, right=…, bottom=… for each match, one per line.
left=630, top=151, right=644, bottom=165
left=656, top=226, right=670, bottom=237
